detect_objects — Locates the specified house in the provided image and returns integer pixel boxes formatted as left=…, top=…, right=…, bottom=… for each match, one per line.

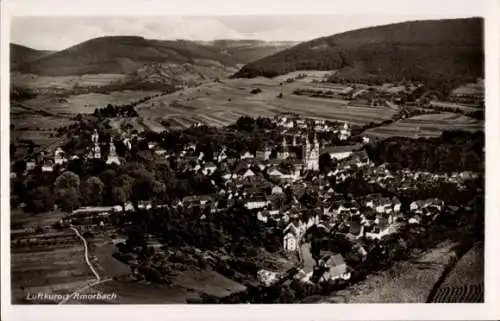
left=256, top=211, right=269, bottom=223
left=365, top=214, right=392, bottom=240
left=256, top=146, right=272, bottom=161
left=317, top=252, right=350, bottom=282
left=392, top=197, right=402, bottom=212
left=409, top=216, right=421, bottom=225
left=41, top=162, right=54, bottom=172
left=148, top=142, right=157, bottom=150
left=154, top=149, right=167, bottom=156
left=283, top=221, right=305, bottom=252
left=268, top=168, right=285, bottom=180
left=240, top=151, right=255, bottom=160
left=424, top=198, right=444, bottom=212
left=244, top=195, right=270, bottom=210
left=202, top=162, right=217, bottom=176
left=257, top=269, right=280, bottom=287
left=26, top=160, right=36, bottom=171
left=54, top=147, right=67, bottom=165
left=346, top=218, right=365, bottom=239
left=271, top=185, right=284, bottom=195
left=217, top=149, right=228, bottom=162
left=242, top=169, right=255, bottom=178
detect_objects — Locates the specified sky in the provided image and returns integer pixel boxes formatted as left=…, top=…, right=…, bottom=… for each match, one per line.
left=11, top=15, right=475, bottom=51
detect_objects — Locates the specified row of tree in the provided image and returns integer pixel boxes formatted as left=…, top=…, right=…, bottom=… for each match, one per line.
left=364, top=131, right=484, bottom=173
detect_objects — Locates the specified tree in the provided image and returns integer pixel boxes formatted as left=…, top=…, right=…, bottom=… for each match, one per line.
left=13, top=160, right=27, bottom=176
left=54, top=171, right=81, bottom=213
left=319, top=153, right=333, bottom=173
left=80, top=176, right=104, bottom=206
left=58, top=188, right=80, bottom=213
left=111, top=186, right=129, bottom=210
left=54, top=171, right=80, bottom=190
left=25, top=186, right=55, bottom=213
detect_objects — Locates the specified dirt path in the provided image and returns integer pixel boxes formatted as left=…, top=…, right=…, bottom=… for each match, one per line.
left=58, top=225, right=108, bottom=305
left=70, top=226, right=101, bottom=281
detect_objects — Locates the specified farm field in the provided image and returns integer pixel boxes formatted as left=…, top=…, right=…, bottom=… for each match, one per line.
left=12, top=72, right=128, bottom=90
left=431, top=242, right=484, bottom=303
left=363, top=112, right=483, bottom=138
left=11, top=236, right=95, bottom=304
left=10, top=210, right=94, bottom=304
left=18, top=90, right=163, bottom=115
left=135, top=78, right=397, bottom=131
left=317, top=241, right=458, bottom=303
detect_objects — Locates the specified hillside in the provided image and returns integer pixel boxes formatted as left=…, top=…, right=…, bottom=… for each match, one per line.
left=10, top=44, right=53, bottom=67
left=13, top=36, right=242, bottom=76
left=201, top=39, right=297, bottom=64
left=232, top=18, right=484, bottom=89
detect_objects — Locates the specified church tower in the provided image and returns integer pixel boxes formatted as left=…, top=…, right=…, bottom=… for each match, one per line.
left=88, top=129, right=101, bottom=159
left=303, top=133, right=319, bottom=171
left=278, top=136, right=289, bottom=160
left=106, top=138, right=120, bottom=165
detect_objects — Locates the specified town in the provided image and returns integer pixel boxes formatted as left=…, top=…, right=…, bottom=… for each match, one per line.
left=10, top=111, right=484, bottom=303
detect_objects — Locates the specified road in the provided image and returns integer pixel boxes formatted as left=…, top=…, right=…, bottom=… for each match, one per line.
left=58, top=225, right=109, bottom=305
left=70, top=225, right=101, bottom=281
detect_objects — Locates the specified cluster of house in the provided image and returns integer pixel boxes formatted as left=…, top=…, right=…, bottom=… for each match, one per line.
left=362, top=164, right=479, bottom=191
left=273, top=114, right=352, bottom=140
left=21, top=129, right=133, bottom=174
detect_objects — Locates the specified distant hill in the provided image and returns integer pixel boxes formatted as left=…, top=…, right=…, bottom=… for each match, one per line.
left=201, top=39, right=297, bottom=64
left=232, top=18, right=484, bottom=89
left=12, top=36, right=243, bottom=76
left=10, top=44, right=54, bottom=68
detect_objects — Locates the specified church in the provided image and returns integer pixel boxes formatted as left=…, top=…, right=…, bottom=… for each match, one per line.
left=277, top=133, right=320, bottom=171
left=302, top=133, right=320, bottom=171
left=106, top=139, right=121, bottom=165
left=87, top=129, right=101, bottom=159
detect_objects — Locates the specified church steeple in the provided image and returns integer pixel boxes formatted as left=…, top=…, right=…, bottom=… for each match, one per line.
left=106, top=138, right=120, bottom=165
left=89, top=129, right=101, bottom=159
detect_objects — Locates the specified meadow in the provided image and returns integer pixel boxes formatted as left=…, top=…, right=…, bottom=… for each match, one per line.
left=12, top=73, right=128, bottom=90
left=135, top=78, right=398, bottom=131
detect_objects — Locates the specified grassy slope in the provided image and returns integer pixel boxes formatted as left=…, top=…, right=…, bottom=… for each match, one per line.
left=233, top=18, right=484, bottom=85
left=316, top=241, right=458, bottom=303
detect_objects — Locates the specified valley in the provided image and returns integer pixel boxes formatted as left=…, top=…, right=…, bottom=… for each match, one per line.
left=8, top=16, right=485, bottom=306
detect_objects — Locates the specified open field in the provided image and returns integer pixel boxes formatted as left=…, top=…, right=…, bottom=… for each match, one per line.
left=12, top=73, right=128, bottom=90
left=11, top=236, right=95, bottom=303
left=316, top=241, right=458, bottom=303
left=17, top=90, right=162, bottom=115
left=363, top=112, right=483, bottom=138
left=429, top=101, right=483, bottom=113
left=135, top=78, right=397, bottom=131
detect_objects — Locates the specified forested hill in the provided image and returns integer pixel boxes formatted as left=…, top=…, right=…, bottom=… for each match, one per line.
left=10, top=44, right=54, bottom=68
left=12, top=36, right=242, bottom=76
left=232, top=18, right=484, bottom=89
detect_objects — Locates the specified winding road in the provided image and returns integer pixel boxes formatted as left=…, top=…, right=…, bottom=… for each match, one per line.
left=70, top=226, right=101, bottom=281
left=58, top=225, right=111, bottom=305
